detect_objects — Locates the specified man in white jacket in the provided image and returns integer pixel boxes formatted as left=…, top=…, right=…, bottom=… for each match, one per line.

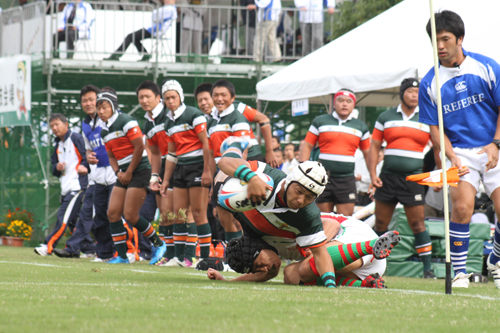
left=53, top=0, right=95, bottom=59
left=248, top=0, right=282, bottom=62
left=294, top=0, right=335, bottom=56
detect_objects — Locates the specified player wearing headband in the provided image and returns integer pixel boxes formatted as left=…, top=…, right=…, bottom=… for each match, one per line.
left=300, top=89, right=370, bottom=216
left=213, top=140, right=337, bottom=287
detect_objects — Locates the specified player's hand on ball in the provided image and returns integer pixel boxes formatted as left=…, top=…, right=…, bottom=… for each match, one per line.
left=247, top=176, right=272, bottom=206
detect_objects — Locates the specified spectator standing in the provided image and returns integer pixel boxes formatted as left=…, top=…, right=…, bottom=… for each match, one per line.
left=273, top=148, right=284, bottom=170
left=282, top=142, right=299, bottom=174
left=419, top=11, right=500, bottom=288
left=105, top=0, right=177, bottom=61
left=248, top=0, right=282, bottom=62
left=355, top=146, right=383, bottom=206
left=300, top=89, right=370, bottom=216
left=294, top=0, right=335, bottom=56
left=240, top=0, right=256, bottom=56
left=178, top=0, right=207, bottom=61
left=369, top=78, right=435, bottom=279
left=53, top=0, right=95, bottom=59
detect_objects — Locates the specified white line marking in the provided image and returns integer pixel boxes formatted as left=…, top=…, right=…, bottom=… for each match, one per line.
left=130, top=269, right=160, bottom=274
left=0, top=261, right=71, bottom=268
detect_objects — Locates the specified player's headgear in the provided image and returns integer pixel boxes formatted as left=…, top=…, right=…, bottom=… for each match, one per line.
left=333, top=88, right=356, bottom=106
left=226, top=236, right=278, bottom=274
left=162, top=79, right=184, bottom=103
left=96, top=91, right=118, bottom=114
left=285, top=161, right=327, bottom=197
left=399, top=78, right=419, bottom=101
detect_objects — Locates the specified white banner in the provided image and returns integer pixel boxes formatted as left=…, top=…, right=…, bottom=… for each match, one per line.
left=291, top=98, right=309, bottom=117
left=0, top=55, right=31, bottom=126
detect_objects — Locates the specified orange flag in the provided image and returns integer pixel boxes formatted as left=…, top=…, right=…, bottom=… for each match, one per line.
left=406, top=167, right=460, bottom=187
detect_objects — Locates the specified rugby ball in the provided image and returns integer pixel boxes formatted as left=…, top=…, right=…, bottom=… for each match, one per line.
left=218, top=173, right=274, bottom=212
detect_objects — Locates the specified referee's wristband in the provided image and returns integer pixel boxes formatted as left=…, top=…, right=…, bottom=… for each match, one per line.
left=234, top=165, right=257, bottom=183
left=321, top=272, right=336, bottom=288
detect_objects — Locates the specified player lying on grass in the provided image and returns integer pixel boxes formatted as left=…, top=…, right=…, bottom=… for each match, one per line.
left=206, top=138, right=399, bottom=286
left=211, top=138, right=337, bottom=287
left=207, top=215, right=400, bottom=287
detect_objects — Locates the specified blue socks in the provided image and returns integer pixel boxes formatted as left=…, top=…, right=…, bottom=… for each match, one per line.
left=449, top=221, right=470, bottom=275
left=490, top=220, right=500, bottom=265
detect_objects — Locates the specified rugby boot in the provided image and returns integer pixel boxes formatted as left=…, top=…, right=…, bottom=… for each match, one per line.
left=373, top=231, right=401, bottom=259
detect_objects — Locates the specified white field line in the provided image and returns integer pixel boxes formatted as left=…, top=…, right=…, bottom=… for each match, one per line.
left=0, top=261, right=73, bottom=268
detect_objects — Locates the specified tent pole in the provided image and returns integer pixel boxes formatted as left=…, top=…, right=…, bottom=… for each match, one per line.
left=428, top=0, right=452, bottom=295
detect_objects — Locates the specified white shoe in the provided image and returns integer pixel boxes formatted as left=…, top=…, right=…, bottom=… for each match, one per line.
left=126, top=253, right=136, bottom=264
left=90, top=257, right=112, bottom=263
left=80, top=252, right=95, bottom=259
left=452, top=272, right=472, bottom=288
left=223, top=263, right=235, bottom=272
left=487, top=253, right=500, bottom=289
left=164, top=257, right=184, bottom=267
left=34, top=244, right=49, bottom=256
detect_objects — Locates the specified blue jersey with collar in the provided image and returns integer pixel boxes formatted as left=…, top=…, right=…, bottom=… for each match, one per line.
left=419, top=49, right=500, bottom=148
left=82, top=115, right=110, bottom=168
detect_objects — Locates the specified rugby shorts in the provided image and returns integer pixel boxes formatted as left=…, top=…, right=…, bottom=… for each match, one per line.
left=316, top=175, right=357, bottom=204
left=114, top=168, right=151, bottom=190
left=173, top=163, right=204, bottom=188
left=374, top=172, right=425, bottom=206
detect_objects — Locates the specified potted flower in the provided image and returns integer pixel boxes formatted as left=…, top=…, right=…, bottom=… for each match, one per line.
left=2, top=220, right=32, bottom=247
left=0, top=223, right=7, bottom=245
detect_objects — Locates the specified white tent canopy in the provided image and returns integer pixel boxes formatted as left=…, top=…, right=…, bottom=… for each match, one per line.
left=256, top=0, right=500, bottom=107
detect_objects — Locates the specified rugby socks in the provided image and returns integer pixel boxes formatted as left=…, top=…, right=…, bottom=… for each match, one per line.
left=328, top=240, right=377, bottom=270
left=449, top=221, right=470, bottom=275
left=414, top=230, right=432, bottom=272
left=160, top=225, right=175, bottom=259
left=489, top=220, right=500, bottom=265
left=110, top=221, right=128, bottom=259
left=336, top=277, right=362, bottom=287
left=225, top=231, right=242, bottom=242
left=184, top=223, right=198, bottom=262
left=158, top=226, right=166, bottom=243
left=134, top=216, right=163, bottom=247
left=197, top=223, right=212, bottom=259
left=173, top=223, right=187, bottom=261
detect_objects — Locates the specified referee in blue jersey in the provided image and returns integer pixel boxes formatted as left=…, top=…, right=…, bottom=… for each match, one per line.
left=419, top=10, right=500, bottom=289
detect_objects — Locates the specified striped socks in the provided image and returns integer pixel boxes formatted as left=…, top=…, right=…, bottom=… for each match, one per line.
left=197, top=223, right=212, bottom=259
left=110, top=221, right=128, bottom=259
left=449, top=221, right=470, bottom=275
left=159, top=225, right=174, bottom=259
left=490, top=220, right=500, bottom=265
left=184, top=223, right=198, bottom=262
left=134, top=216, right=163, bottom=247
left=414, top=230, right=432, bottom=272
left=326, top=239, right=376, bottom=270
left=173, top=223, right=187, bottom=261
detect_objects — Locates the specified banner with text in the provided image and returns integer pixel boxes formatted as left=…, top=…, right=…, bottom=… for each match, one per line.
left=0, top=55, right=31, bottom=126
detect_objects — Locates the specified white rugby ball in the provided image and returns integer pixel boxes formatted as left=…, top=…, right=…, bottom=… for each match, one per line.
left=218, top=173, right=274, bottom=212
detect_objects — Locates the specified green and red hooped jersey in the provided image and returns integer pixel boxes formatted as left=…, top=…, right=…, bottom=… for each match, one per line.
left=305, top=113, right=370, bottom=177
left=143, top=103, right=170, bottom=158
left=164, top=104, right=207, bottom=165
left=101, top=113, right=150, bottom=172
left=372, top=106, right=430, bottom=175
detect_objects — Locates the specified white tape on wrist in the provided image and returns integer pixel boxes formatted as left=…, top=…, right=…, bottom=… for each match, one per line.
left=150, top=174, right=159, bottom=184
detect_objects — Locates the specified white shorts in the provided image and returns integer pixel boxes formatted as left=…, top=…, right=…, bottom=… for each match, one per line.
left=333, top=218, right=387, bottom=280
left=447, top=147, right=500, bottom=196
left=262, top=235, right=304, bottom=261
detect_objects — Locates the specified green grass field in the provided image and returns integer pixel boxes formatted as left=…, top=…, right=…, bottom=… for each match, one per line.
left=1, top=246, right=499, bottom=332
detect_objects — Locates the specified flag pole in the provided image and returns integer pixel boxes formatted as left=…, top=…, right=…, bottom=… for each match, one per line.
left=428, top=0, right=452, bottom=294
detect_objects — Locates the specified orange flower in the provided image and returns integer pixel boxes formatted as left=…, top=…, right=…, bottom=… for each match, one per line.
left=15, top=207, right=20, bottom=211
left=7, top=214, right=11, bottom=218
left=12, top=213, right=16, bottom=216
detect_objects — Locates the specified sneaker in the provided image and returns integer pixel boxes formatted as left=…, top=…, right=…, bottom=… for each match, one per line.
left=487, top=253, right=500, bottom=289
left=361, top=273, right=387, bottom=289
left=150, top=241, right=167, bottom=265
left=469, top=273, right=488, bottom=283
left=126, top=253, right=137, bottom=264
left=53, top=248, right=80, bottom=258
left=373, top=231, right=401, bottom=259
left=80, top=252, right=95, bottom=259
left=90, top=257, right=112, bottom=263
left=155, top=257, right=170, bottom=266
left=107, top=256, right=130, bottom=264
left=452, top=272, right=472, bottom=288
left=423, top=270, right=437, bottom=279
left=164, top=257, right=184, bottom=267
left=34, top=244, right=50, bottom=256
